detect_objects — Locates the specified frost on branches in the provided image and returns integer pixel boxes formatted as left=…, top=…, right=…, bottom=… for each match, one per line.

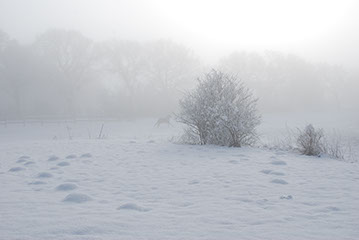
left=176, top=70, right=261, bottom=147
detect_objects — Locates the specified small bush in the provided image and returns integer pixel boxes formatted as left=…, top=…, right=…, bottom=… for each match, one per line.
left=297, top=124, right=325, bottom=156
left=296, top=124, right=346, bottom=160
left=176, top=70, right=260, bottom=147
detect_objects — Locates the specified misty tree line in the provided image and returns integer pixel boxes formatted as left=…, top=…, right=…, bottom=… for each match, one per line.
left=0, top=29, right=357, bottom=120
left=0, top=29, right=200, bottom=119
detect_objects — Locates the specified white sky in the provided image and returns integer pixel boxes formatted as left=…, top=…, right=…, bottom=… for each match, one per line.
left=0, top=0, right=358, bottom=68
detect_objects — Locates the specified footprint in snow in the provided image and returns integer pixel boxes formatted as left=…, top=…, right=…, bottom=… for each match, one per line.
left=80, top=153, right=92, bottom=158
left=188, top=180, right=200, bottom=185
left=177, top=202, right=193, bottom=207
left=256, top=199, right=269, bottom=205
left=117, top=203, right=150, bottom=212
left=19, top=155, right=30, bottom=160
left=9, top=167, right=25, bottom=172
left=37, top=172, right=53, bottom=178
left=324, top=206, right=340, bottom=212
left=228, top=160, right=239, bottom=164
left=62, top=193, right=92, bottom=203
left=66, top=154, right=77, bottom=159
left=271, top=179, right=288, bottom=184
left=280, top=195, right=293, bottom=200
left=55, top=183, right=78, bottom=191
left=261, top=170, right=285, bottom=176
left=57, top=161, right=70, bottom=167
left=48, top=155, right=59, bottom=161
left=261, top=169, right=272, bottom=174
left=29, top=181, right=46, bottom=185
left=24, top=161, right=35, bottom=166
left=16, top=159, right=27, bottom=163
left=270, top=160, right=287, bottom=166
left=233, top=154, right=246, bottom=157
left=315, top=206, right=340, bottom=213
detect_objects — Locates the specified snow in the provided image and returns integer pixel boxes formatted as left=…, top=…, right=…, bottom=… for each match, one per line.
left=63, top=193, right=92, bottom=203
left=36, top=172, right=53, bottom=178
left=56, top=183, right=78, bottom=191
left=117, top=203, right=151, bottom=212
left=48, top=155, right=59, bottom=161
left=0, top=116, right=358, bottom=239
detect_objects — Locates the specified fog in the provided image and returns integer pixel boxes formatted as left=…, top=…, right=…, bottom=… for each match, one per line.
left=0, top=0, right=358, bottom=119
left=1, top=2, right=359, bottom=238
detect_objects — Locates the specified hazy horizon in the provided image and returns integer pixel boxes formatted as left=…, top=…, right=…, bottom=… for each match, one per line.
left=1, top=0, right=359, bottom=69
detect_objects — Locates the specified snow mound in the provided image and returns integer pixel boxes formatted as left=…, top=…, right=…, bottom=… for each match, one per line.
left=261, top=169, right=272, bottom=174
left=63, top=193, right=92, bottom=203
left=80, top=153, right=92, bottom=158
left=66, top=154, right=77, bottom=159
left=270, top=160, right=287, bottom=165
left=37, top=172, right=53, bottom=178
left=55, top=183, right=77, bottom=191
left=19, top=155, right=30, bottom=160
left=117, top=203, right=150, bottom=212
left=57, top=161, right=70, bottom=166
left=9, top=167, right=25, bottom=172
left=48, top=155, right=59, bottom=161
left=271, top=179, right=288, bottom=184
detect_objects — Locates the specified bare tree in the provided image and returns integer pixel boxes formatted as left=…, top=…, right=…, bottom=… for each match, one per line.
left=146, top=40, right=199, bottom=91
left=34, top=29, right=95, bottom=116
left=0, top=38, right=30, bottom=118
left=100, top=40, right=146, bottom=114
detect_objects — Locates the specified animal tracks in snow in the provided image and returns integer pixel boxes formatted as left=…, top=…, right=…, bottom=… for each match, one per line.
left=261, top=156, right=290, bottom=186
left=24, top=161, right=35, bottom=166
left=270, top=160, right=287, bottom=166
left=55, top=183, right=78, bottom=191
left=63, top=193, right=92, bottom=203
left=9, top=167, right=25, bottom=172
left=48, top=155, right=59, bottom=161
left=66, top=154, right=77, bottom=159
left=117, top=203, right=150, bottom=212
left=57, top=161, right=70, bottom=167
left=271, top=179, right=288, bottom=185
left=260, top=169, right=285, bottom=176
left=5, top=153, right=97, bottom=204
left=37, top=172, right=53, bottom=178
left=228, top=160, right=240, bottom=164
left=29, top=180, right=46, bottom=185
left=80, top=153, right=92, bottom=158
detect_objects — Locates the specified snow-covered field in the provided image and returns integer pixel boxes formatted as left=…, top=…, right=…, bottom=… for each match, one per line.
left=1, top=114, right=359, bottom=240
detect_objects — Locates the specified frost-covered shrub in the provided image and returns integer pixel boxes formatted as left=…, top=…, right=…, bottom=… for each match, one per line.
left=297, top=124, right=325, bottom=156
left=325, top=133, right=345, bottom=160
left=176, top=70, right=260, bottom=147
